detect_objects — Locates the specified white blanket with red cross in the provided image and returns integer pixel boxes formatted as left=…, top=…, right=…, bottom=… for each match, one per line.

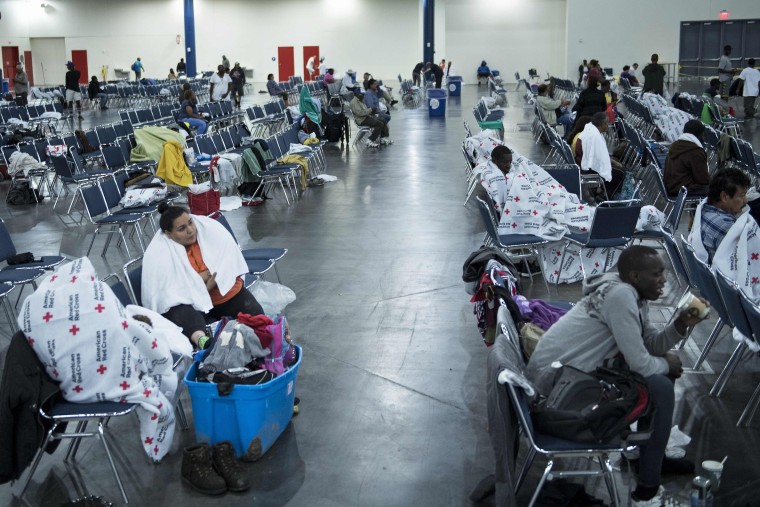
left=17, top=258, right=178, bottom=461
left=639, top=93, right=691, bottom=143
left=709, top=212, right=760, bottom=352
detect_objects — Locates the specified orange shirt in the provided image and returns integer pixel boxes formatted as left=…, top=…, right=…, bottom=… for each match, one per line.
left=186, top=242, right=242, bottom=305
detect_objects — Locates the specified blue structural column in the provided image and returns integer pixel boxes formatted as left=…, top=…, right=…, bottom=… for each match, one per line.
left=184, top=0, right=197, bottom=76
left=422, top=0, right=434, bottom=64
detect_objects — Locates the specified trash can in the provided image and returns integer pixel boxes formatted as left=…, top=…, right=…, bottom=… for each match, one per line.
left=427, top=88, right=447, bottom=117
left=447, top=76, right=462, bottom=96
left=1, top=79, right=9, bottom=95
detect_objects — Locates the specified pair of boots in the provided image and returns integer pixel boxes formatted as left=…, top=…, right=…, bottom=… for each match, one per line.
left=181, top=441, right=250, bottom=495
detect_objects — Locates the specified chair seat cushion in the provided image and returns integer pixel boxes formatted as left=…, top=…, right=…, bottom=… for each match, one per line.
left=0, top=283, right=13, bottom=297
left=0, top=268, right=45, bottom=284
left=244, top=273, right=259, bottom=288
left=242, top=248, right=287, bottom=261
left=2, top=256, right=65, bottom=271
left=245, top=259, right=274, bottom=274
left=47, top=400, right=136, bottom=419
left=533, top=431, right=624, bottom=451
left=95, top=214, right=144, bottom=224
left=115, top=205, right=157, bottom=215
left=497, top=234, right=547, bottom=247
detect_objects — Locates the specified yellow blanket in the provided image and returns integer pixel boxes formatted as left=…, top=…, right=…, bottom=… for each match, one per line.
left=277, top=154, right=309, bottom=190
left=157, top=140, right=193, bottom=187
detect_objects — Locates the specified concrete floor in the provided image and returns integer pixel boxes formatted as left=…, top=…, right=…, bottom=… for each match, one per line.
left=1, top=83, right=760, bottom=506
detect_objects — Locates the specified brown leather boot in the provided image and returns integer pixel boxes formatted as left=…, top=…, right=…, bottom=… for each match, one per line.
left=212, top=441, right=250, bottom=492
left=181, top=443, right=227, bottom=495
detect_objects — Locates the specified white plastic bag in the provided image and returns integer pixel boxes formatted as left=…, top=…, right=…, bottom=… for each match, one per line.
left=251, top=281, right=296, bottom=316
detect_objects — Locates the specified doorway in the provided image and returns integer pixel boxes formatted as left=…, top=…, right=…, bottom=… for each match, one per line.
left=303, top=46, right=320, bottom=80
left=277, top=46, right=294, bottom=82
left=71, top=50, right=89, bottom=84
left=2, top=46, right=20, bottom=83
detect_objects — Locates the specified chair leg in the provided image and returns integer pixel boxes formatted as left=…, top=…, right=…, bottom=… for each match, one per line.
left=599, top=455, right=621, bottom=507
left=65, top=420, right=87, bottom=461
left=527, top=459, right=554, bottom=507
left=710, top=341, right=747, bottom=397
left=19, top=423, right=59, bottom=498
left=737, top=381, right=760, bottom=427
left=515, top=447, right=536, bottom=494
left=97, top=420, right=129, bottom=504
left=692, top=319, right=725, bottom=369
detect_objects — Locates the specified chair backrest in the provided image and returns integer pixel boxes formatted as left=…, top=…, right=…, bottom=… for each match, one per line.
left=101, top=143, right=126, bottom=170
left=99, top=176, right=123, bottom=210
left=209, top=211, right=239, bottom=243
left=476, top=197, right=501, bottom=246
left=660, top=230, right=691, bottom=286
left=101, top=273, right=134, bottom=306
left=544, top=166, right=581, bottom=197
left=50, top=154, right=75, bottom=179
left=679, top=238, right=732, bottom=325
left=123, top=257, right=144, bottom=306
left=96, top=125, right=118, bottom=145
left=664, top=186, right=688, bottom=234
left=738, top=289, right=760, bottom=347
left=80, top=181, right=109, bottom=221
left=714, top=269, right=752, bottom=337
left=0, top=218, right=18, bottom=261
left=587, top=203, right=641, bottom=242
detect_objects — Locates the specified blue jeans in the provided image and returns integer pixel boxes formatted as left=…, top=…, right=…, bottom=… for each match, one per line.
left=637, top=374, right=675, bottom=486
left=94, top=93, right=109, bottom=109
left=376, top=112, right=391, bottom=124
left=182, top=117, right=208, bottom=135
left=557, top=113, right=573, bottom=134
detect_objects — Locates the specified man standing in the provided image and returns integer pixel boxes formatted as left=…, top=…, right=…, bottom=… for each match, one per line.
left=663, top=120, right=709, bottom=195
left=318, top=56, right=327, bottom=77
left=412, top=62, right=424, bottom=87
left=718, top=45, right=735, bottom=98
left=176, top=58, right=187, bottom=76
left=222, top=55, right=230, bottom=71
left=642, top=54, right=666, bottom=95
left=65, top=61, right=83, bottom=119
left=349, top=88, right=391, bottom=148
left=425, top=62, right=444, bottom=89
left=527, top=245, right=705, bottom=506
left=132, top=57, right=145, bottom=80
left=738, top=58, right=760, bottom=119
left=209, top=65, right=232, bottom=102
left=228, top=62, right=246, bottom=109
left=12, top=63, right=29, bottom=106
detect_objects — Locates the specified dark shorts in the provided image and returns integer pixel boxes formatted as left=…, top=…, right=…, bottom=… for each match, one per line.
left=230, top=83, right=244, bottom=97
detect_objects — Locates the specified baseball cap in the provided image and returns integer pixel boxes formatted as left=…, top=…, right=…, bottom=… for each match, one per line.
left=66, top=61, right=74, bottom=67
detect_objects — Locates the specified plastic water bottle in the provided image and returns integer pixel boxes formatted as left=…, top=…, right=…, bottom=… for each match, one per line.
left=690, top=476, right=713, bottom=507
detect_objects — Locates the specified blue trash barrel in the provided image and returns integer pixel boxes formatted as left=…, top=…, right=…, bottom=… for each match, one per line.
left=447, top=76, right=462, bottom=96
left=427, top=88, right=447, bottom=117
left=1, top=79, right=9, bottom=95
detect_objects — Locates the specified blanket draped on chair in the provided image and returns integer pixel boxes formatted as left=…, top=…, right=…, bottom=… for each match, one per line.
left=157, top=140, right=193, bottom=187
left=17, top=258, right=177, bottom=461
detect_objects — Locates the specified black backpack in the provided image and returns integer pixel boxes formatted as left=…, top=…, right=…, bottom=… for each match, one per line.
left=531, top=366, right=652, bottom=444
left=322, top=107, right=347, bottom=143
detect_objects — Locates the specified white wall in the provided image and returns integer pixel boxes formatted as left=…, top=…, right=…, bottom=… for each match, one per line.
left=442, top=0, right=567, bottom=82
left=565, top=0, right=760, bottom=79
left=30, top=38, right=66, bottom=86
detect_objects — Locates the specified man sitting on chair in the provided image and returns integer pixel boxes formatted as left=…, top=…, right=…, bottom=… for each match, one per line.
left=663, top=119, right=709, bottom=196
left=349, top=88, right=391, bottom=149
left=527, top=245, right=705, bottom=506
left=536, top=84, right=573, bottom=134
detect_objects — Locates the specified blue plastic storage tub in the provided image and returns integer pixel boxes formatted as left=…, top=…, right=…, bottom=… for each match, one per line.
left=427, top=88, right=447, bottom=117
left=184, top=345, right=302, bottom=460
left=447, top=76, right=462, bottom=96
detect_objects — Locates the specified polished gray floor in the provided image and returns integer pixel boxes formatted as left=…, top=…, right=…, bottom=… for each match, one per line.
left=1, top=83, right=760, bottom=506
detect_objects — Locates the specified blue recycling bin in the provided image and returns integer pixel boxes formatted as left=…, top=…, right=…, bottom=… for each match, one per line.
left=1, top=79, right=8, bottom=95
left=427, top=88, right=447, bottom=117
left=447, top=76, right=462, bottom=96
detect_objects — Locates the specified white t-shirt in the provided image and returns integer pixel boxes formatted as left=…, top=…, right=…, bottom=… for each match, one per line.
left=210, top=73, right=232, bottom=101
left=739, top=67, right=760, bottom=97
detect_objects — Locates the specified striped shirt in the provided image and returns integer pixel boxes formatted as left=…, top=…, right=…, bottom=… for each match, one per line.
left=701, top=203, right=737, bottom=262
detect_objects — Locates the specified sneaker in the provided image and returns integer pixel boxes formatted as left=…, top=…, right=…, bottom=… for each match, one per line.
left=181, top=443, right=227, bottom=495
left=307, top=178, right=324, bottom=187
left=212, top=441, right=250, bottom=492
left=631, top=485, right=663, bottom=506
left=390, top=99, right=399, bottom=106
left=366, top=141, right=380, bottom=148
left=379, top=138, right=393, bottom=145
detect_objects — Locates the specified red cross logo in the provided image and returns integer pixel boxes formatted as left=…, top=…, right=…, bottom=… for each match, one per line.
left=551, top=184, right=556, bottom=189
left=554, top=270, right=559, bottom=275
left=752, top=253, right=759, bottom=261
left=90, top=276, right=95, bottom=281
left=152, top=339, right=158, bottom=349
left=511, top=223, right=518, bottom=229
left=144, top=437, right=153, bottom=445
left=514, top=197, right=520, bottom=202
left=595, top=262, right=600, bottom=268
left=533, top=210, right=538, bottom=215
left=157, top=402, right=163, bottom=410
left=143, top=389, right=152, bottom=398
left=581, top=227, right=588, bottom=232
left=42, top=312, right=53, bottom=322
left=547, top=192, right=552, bottom=196
left=556, top=251, right=561, bottom=257
left=52, top=369, right=59, bottom=378
left=552, top=203, right=557, bottom=207
left=753, top=277, right=759, bottom=285
left=70, top=276, right=77, bottom=283
left=27, top=337, right=34, bottom=346
left=122, top=321, right=129, bottom=330
left=151, top=413, right=158, bottom=421
left=579, top=205, right=585, bottom=210
left=154, top=445, right=160, bottom=455
left=50, top=275, right=57, bottom=282
left=120, top=381, right=130, bottom=391
left=72, top=385, right=83, bottom=393
left=94, top=304, right=105, bottom=313
left=69, top=325, right=80, bottom=335
left=97, top=365, right=107, bottom=375
left=504, top=209, right=510, bottom=215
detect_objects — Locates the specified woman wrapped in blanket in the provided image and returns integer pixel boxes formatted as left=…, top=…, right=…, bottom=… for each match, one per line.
left=141, top=203, right=264, bottom=349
